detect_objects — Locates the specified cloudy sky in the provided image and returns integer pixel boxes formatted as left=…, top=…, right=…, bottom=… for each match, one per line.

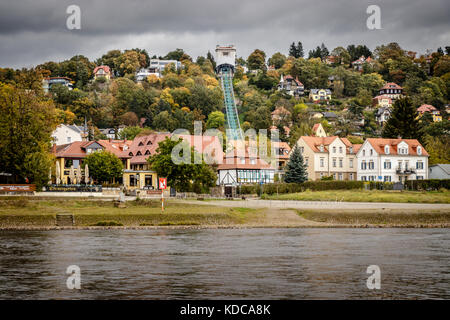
left=0, top=0, right=449, bottom=68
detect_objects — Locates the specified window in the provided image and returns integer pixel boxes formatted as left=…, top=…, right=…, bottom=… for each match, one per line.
left=349, top=173, right=354, bottom=180
left=363, top=150, right=366, bottom=156
left=338, top=173, right=343, bottom=180
left=240, top=158, right=245, bottom=164
left=349, top=147, right=353, bottom=154
left=332, top=146, right=336, bottom=153
left=319, top=145, right=324, bottom=152
left=138, top=142, right=144, bottom=146
left=369, top=161, right=374, bottom=170
left=136, top=151, right=142, bottom=156
left=67, top=136, right=71, bottom=143
left=417, top=176, right=424, bottom=180
left=361, top=161, right=367, bottom=170
left=332, top=158, right=337, bottom=168
left=145, top=150, right=150, bottom=155
left=129, top=152, right=133, bottom=156
left=300, top=147, right=304, bottom=154
left=370, top=149, right=373, bottom=156
left=339, top=147, right=343, bottom=153
left=250, top=159, right=256, bottom=165
left=320, top=158, right=324, bottom=167
left=305, top=157, right=309, bottom=166
left=361, top=176, right=367, bottom=181
left=147, top=141, right=152, bottom=145
left=385, top=145, right=389, bottom=154
left=417, top=146, right=422, bottom=155
left=349, top=159, right=353, bottom=168
left=384, top=161, right=391, bottom=169
left=416, top=161, right=423, bottom=169
left=339, top=158, right=343, bottom=168
left=129, top=175, right=136, bottom=187
left=384, top=176, right=391, bottom=182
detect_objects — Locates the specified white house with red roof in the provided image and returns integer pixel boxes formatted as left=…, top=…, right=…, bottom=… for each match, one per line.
left=378, top=83, right=403, bottom=100
left=356, top=138, right=428, bottom=182
left=351, top=56, right=374, bottom=71
left=93, top=65, right=111, bottom=80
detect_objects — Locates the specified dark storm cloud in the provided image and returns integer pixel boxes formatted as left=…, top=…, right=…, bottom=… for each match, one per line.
left=0, top=0, right=449, bottom=68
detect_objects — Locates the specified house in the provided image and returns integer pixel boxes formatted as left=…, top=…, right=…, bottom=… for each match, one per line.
left=352, top=56, right=374, bottom=71
left=378, top=83, right=403, bottom=100
left=309, top=111, right=324, bottom=119
left=270, top=141, right=291, bottom=177
left=372, top=95, right=392, bottom=108
left=278, top=75, right=304, bottom=96
left=53, top=140, right=132, bottom=184
left=356, top=138, right=428, bottom=182
left=51, top=124, right=87, bottom=145
left=309, top=89, right=332, bottom=103
left=42, top=77, right=73, bottom=93
left=135, top=67, right=160, bottom=81
left=429, top=164, right=450, bottom=180
left=93, top=65, right=111, bottom=80
left=123, top=133, right=224, bottom=190
left=149, top=59, right=182, bottom=73
left=312, top=123, right=327, bottom=137
left=417, top=104, right=442, bottom=122
left=295, top=136, right=360, bottom=181
left=100, top=127, right=126, bottom=139
left=217, top=147, right=275, bottom=186
left=322, top=112, right=338, bottom=123
left=375, top=107, right=391, bottom=126
left=271, top=107, right=292, bottom=126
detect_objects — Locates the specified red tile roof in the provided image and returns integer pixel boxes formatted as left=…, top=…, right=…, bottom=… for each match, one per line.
left=366, top=138, right=428, bottom=156
left=93, top=65, right=111, bottom=74
left=54, top=140, right=131, bottom=159
left=218, top=147, right=274, bottom=170
left=380, top=82, right=403, bottom=90
left=127, top=133, right=171, bottom=164
left=300, top=136, right=338, bottom=153
left=417, top=104, right=437, bottom=113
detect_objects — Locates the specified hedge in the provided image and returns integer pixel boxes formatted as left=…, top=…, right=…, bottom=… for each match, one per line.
left=405, top=179, right=450, bottom=191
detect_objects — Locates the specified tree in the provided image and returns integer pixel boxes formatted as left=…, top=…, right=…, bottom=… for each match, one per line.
left=296, top=41, right=304, bottom=58
left=284, top=145, right=308, bottom=183
left=118, top=126, right=143, bottom=140
left=84, top=150, right=123, bottom=183
left=247, top=49, right=266, bottom=70
left=382, top=97, right=421, bottom=140
left=0, top=83, right=58, bottom=189
left=206, top=111, right=225, bottom=129
left=289, top=42, right=297, bottom=58
left=164, top=48, right=185, bottom=61
left=147, top=138, right=216, bottom=192
left=268, top=52, right=286, bottom=69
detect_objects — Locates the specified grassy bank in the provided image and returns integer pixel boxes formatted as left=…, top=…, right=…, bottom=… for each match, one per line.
left=0, top=198, right=260, bottom=228
left=261, top=190, right=450, bottom=203
left=297, top=209, right=450, bottom=227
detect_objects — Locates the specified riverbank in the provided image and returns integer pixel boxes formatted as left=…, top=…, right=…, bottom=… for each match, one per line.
left=0, top=198, right=449, bottom=229
left=260, top=189, right=450, bottom=203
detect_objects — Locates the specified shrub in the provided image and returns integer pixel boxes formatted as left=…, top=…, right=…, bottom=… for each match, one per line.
left=92, top=221, right=123, bottom=226
left=405, top=179, right=450, bottom=191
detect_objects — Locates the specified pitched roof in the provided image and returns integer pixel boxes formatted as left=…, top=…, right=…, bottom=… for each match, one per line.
left=54, top=140, right=131, bottom=159
left=431, top=164, right=450, bottom=175
left=365, top=138, right=428, bottom=156
left=380, top=82, right=402, bottom=90
left=300, top=136, right=338, bottom=152
left=217, top=147, right=275, bottom=170
left=127, top=133, right=171, bottom=164
left=417, top=104, right=437, bottom=113
left=93, top=65, right=111, bottom=74
left=373, top=95, right=392, bottom=103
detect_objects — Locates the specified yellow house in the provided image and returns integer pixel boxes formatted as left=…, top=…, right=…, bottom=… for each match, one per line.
left=417, top=104, right=442, bottom=122
left=93, top=65, right=111, bottom=80
left=53, top=140, right=131, bottom=184
left=309, top=89, right=332, bottom=103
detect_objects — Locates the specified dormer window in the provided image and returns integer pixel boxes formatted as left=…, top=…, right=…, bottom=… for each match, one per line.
left=319, top=145, right=324, bottom=152
left=129, top=152, right=133, bottom=156
left=370, top=149, right=373, bottom=156
left=136, top=151, right=142, bottom=156
left=147, top=141, right=152, bottom=145
left=385, top=145, right=390, bottom=154
left=145, top=150, right=150, bottom=155
left=138, top=142, right=144, bottom=146
left=417, top=146, right=422, bottom=155
left=349, top=147, right=353, bottom=154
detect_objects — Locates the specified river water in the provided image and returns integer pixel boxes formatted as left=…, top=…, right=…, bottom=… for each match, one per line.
left=0, top=228, right=448, bottom=299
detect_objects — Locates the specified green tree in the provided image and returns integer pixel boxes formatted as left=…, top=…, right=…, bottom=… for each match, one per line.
left=147, top=138, right=216, bottom=192
left=382, top=97, right=421, bottom=140
left=118, top=126, right=143, bottom=140
left=268, top=52, right=286, bottom=69
left=84, top=150, right=123, bottom=183
left=0, top=83, right=58, bottom=188
left=206, top=111, right=225, bottom=129
left=284, top=145, right=308, bottom=183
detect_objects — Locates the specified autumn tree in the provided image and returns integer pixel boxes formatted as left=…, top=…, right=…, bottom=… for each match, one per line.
left=0, top=83, right=58, bottom=188
left=84, top=150, right=123, bottom=183
left=247, top=49, right=266, bottom=70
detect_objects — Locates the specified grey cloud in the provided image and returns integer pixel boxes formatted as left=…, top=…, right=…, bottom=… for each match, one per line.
left=0, top=0, right=449, bottom=68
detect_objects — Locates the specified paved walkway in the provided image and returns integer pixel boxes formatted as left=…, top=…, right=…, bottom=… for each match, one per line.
left=180, top=199, right=450, bottom=211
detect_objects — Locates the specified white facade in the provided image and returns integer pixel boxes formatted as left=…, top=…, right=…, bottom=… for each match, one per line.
left=215, top=45, right=236, bottom=69
left=51, top=124, right=83, bottom=145
left=356, top=139, right=428, bottom=183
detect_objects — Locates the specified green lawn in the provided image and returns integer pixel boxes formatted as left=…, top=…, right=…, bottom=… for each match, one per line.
left=0, top=198, right=260, bottom=227
left=261, top=189, right=450, bottom=203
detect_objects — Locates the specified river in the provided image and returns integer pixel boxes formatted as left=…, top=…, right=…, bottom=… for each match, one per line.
left=0, top=228, right=448, bottom=299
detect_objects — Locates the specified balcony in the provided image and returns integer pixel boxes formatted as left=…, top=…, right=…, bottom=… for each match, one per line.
left=396, top=167, right=416, bottom=175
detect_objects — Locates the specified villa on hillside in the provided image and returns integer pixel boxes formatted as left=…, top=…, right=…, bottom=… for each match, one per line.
left=93, top=65, right=111, bottom=80
left=42, top=77, right=73, bottom=93
left=352, top=56, right=374, bottom=71
left=51, top=124, right=87, bottom=145
left=378, top=83, right=403, bottom=100
left=356, top=138, right=428, bottom=182
left=417, top=104, right=442, bottom=122
left=277, top=75, right=304, bottom=96
left=309, top=89, right=332, bottom=103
